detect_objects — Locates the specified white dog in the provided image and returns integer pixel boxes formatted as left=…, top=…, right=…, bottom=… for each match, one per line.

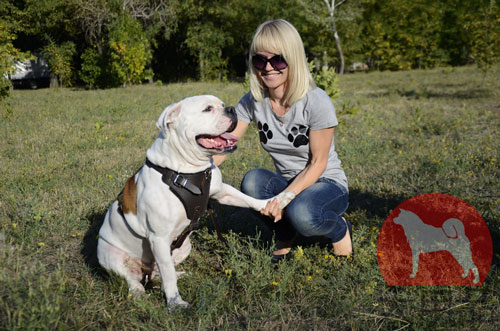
left=393, top=209, right=479, bottom=284
left=97, top=95, right=295, bottom=309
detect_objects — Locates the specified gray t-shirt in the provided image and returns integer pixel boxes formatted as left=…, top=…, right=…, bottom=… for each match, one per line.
left=236, top=87, right=348, bottom=189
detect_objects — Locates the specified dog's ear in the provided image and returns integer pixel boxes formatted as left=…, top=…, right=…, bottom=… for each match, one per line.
left=156, top=102, right=182, bottom=131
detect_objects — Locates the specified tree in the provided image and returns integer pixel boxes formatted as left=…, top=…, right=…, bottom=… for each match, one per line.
left=19, top=0, right=81, bottom=87
left=108, top=13, right=152, bottom=86
left=79, top=47, right=102, bottom=88
left=320, top=0, right=349, bottom=74
left=178, top=0, right=234, bottom=81
left=297, top=0, right=357, bottom=74
left=42, top=41, right=76, bottom=87
left=71, top=0, right=177, bottom=86
left=0, top=1, right=28, bottom=104
left=463, top=0, right=500, bottom=82
left=185, top=21, right=231, bottom=81
left=72, top=0, right=177, bottom=55
left=0, top=22, right=25, bottom=102
left=361, top=0, right=448, bottom=70
left=71, top=0, right=115, bottom=55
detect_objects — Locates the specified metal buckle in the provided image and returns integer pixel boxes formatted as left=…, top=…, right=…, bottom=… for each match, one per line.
left=173, top=174, right=188, bottom=187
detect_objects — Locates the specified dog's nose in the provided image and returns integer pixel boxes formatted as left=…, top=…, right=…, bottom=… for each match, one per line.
left=224, top=106, right=236, bottom=116
left=224, top=106, right=237, bottom=132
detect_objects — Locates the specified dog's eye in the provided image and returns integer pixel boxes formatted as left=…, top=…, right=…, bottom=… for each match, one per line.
left=203, top=106, right=213, bottom=112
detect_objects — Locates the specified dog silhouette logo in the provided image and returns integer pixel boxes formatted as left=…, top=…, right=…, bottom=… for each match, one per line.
left=377, top=193, right=492, bottom=286
left=393, top=209, right=479, bottom=283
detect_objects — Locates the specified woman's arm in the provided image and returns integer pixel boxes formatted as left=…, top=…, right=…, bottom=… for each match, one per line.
left=212, top=120, right=250, bottom=166
left=261, top=127, right=334, bottom=222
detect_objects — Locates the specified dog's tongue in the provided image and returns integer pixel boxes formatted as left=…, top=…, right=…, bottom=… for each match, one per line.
left=197, top=133, right=239, bottom=151
left=219, top=132, right=239, bottom=143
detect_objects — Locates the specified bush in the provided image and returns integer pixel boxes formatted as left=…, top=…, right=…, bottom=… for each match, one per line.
left=0, top=22, right=27, bottom=103
left=464, top=2, right=500, bottom=80
left=79, top=48, right=102, bottom=89
left=309, top=61, right=340, bottom=101
left=43, top=41, right=76, bottom=87
left=108, top=14, right=152, bottom=87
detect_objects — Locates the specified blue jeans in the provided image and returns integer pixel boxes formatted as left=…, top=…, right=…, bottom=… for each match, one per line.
left=241, top=168, right=349, bottom=243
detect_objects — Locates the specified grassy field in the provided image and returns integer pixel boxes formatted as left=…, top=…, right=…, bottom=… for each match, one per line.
left=1, top=65, right=499, bottom=330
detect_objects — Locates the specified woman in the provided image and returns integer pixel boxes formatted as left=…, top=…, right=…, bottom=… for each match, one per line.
left=214, top=19, right=352, bottom=262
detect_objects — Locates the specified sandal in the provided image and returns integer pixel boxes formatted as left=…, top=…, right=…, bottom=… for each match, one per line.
left=270, top=235, right=296, bottom=264
left=270, top=250, right=293, bottom=264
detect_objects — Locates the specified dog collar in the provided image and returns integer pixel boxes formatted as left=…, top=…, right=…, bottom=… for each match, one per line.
left=145, top=158, right=212, bottom=250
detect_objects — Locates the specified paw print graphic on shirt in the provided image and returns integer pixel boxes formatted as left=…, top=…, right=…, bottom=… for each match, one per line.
left=258, top=121, right=273, bottom=144
left=288, top=125, right=309, bottom=148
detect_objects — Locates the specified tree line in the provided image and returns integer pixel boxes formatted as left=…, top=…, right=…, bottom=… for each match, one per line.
left=1, top=0, right=498, bottom=90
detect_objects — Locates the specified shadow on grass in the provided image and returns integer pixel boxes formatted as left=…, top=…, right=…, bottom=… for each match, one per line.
left=81, top=210, right=107, bottom=278
left=422, top=88, right=491, bottom=99
left=489, top=223, right=500, bottom=268
left=79, top=193, right=499, bottom=270
left=348, top=188, right=408, bottom=220
left=203, top=204, right=274, bottom=245
left=365, top=87, right=491, bottom=100
left=206, top=189, right=408, bottom=250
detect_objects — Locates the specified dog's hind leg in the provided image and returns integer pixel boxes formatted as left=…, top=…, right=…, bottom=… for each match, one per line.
left=171, top=236, right=192, bottom=279
left=461, top=266, right=480, bottom=284
left=457, top=255, right=480, bottom=284
left=171, top=235, right=192, bottom=266
left=97, top=238, right=145, bottom=295
left=459, top=265, right=479, bottom=284
left=471, top=267, right=479, bottom=284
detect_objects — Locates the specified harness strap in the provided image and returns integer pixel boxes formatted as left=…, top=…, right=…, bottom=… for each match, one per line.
left=145, top=158, right=212, bottom=251
left=145, top=159, right=207, bottom=195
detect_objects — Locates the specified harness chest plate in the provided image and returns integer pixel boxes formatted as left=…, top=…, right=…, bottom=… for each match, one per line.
left=145, top=159, right=212, bottom=250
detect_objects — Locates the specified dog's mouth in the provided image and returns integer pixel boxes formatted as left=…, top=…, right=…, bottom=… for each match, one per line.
left=196, top=132, right=239, bottom=153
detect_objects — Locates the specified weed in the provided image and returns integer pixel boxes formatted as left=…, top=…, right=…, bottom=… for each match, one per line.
left=0, top=67, right=498, bottom=329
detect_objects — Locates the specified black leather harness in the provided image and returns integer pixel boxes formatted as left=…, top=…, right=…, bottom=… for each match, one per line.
left=145, top=158, right=212, bottom=251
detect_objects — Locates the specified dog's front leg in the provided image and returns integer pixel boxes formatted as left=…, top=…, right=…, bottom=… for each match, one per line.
left=211, top=183, right=295, bottom=211
left=211, top=183, right=268, bottom=210
left=149, top=235, right=189, bottom=310
left=410, top=249, right=420, bottom=278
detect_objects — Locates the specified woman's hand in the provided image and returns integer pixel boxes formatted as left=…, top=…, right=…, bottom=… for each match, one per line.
left=260, top=198, right=284, bottom=222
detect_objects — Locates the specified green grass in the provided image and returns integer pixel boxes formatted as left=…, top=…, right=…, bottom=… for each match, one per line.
left=1, top=66, right=499, bottom=329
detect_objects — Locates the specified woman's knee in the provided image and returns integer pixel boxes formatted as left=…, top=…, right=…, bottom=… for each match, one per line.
left=286, top=199, right=343, bottom=238
left=286, top=201, right=320, bottom=237
left=241, top=168, right=276, bottom=198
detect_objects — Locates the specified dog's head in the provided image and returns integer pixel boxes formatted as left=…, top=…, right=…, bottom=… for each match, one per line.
left=156, top=95, right=239, bottom=159
left=393, top=209, right=416, bottom=226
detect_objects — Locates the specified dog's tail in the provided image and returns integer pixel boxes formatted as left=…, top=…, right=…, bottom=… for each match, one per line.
left=441, top=218, right=466, bottom=239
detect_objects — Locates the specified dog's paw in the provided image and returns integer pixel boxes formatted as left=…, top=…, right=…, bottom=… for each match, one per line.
left=409, top=272, right=417, bottom=278
left=128, top=285, right=146, bottom=297
left=167, top=294, right=190, bottom=311
left=275, top=191, right=296, bottom=209
left=176, top=271, right=190, bottom=279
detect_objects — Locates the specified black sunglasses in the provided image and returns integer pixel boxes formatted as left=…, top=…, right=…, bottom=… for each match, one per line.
left=251, top=54, right=288, bottom=71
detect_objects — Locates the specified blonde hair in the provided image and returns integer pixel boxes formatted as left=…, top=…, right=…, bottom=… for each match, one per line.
left=249, top=19, right=315, bottom=105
